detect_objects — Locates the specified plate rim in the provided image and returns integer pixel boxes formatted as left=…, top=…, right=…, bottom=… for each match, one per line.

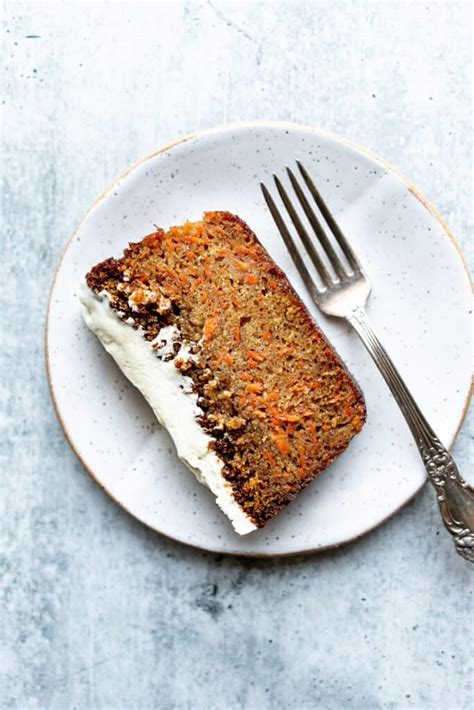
left=45, top=120, right=473, bottom=558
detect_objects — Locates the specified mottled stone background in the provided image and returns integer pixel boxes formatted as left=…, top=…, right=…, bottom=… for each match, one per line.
left=1, top=2, right=472, bottom=709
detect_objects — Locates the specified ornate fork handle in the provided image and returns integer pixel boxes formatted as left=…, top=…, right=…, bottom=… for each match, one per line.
left=349, top=306, right=474, bottom=562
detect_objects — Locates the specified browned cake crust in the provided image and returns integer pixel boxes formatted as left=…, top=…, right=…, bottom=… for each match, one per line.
left=86, top=212, right=366, bottom=527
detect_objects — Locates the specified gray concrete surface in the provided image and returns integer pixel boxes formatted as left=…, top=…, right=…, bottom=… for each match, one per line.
left=2, top=2, right=472, bottom=709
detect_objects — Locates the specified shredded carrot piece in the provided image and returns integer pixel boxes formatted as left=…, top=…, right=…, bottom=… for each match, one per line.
left=273, top=412, right=300, bottom=423
left=267, top=389, right=279, bottom=401
left=273, top=432, right=289, bottom=455
left=234, top=245, right=257, bottom=257
left=234, top=259, right=249, bottom=271
left=247, top=350, right=266, bottom=362
left=232, top=298, right=241, bottom=309
left=173, top=235, right=208, bottom=245
left=200, top=291, right=209, bottom=303
left=246, top=382, right=263, bottom=394
left=162, top=266, right=179, bottom=281
left=217, top=248, right=231, bottom=258
left=266, top=403, right=279, bottom=418
left=263, top=450, right=276, bottom=467
left=269, top=280, right=278, bottom=290
left=185, top=250, right=196, bottom=259
left=248, top=360, right=259, bottom=368
left=248, top=392, right=257, bottom=408
left=234, top=324, right=241, bottom=342
left=143, top=232, right=164, bottom=247
left=308, top=422, right=317, bottom=435
left=262, top=329, right=272, bottom=341
left=203, top=314, right=219, bottom=341
left=343, top=404, right=353, bottom=417
left=240, top=392, right=247, bottom=406
left=240, top=372, right=253, bottom=381
left=223, top=353, right=233, bottom=366
left=244, top=273, right=258, bottom=285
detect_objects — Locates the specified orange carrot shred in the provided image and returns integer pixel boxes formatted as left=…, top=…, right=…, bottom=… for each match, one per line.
left=262, top=329, right=272, bottom=341
left=203, top=314, right=219, bottom=341
left=175, top=235, right=208, bottom=245
left=273, top=433, right=289, bottom=455
left=143, top=232, right=164, bottom=247
left=246, top=382, right=263, bottom=394
left=234, top=245, right=257, bottom=256
left=223, top=353, right=233, bottom=366
left=247, top=350, right=266, bottom=362
left=234, top=259, right=249, bottom=271
left=245, top=273, right=258, bottom=285
left=273, top=412, right=300, bottom=423
left=263, top=450, right=276, bottom=467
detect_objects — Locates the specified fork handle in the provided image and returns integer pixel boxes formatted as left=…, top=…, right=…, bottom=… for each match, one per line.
left=348, top=306, right=474, bottom=562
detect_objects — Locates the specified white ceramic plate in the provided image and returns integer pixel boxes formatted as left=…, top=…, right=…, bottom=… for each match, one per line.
left=47, top=122, right=472, bottom=556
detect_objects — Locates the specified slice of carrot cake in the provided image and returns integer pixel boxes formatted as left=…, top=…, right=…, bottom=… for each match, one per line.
left=80, top=212, right=366, bottom=534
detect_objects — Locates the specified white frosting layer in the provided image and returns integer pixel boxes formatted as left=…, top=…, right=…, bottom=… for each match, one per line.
left=79, top=282, right=256, bottom=535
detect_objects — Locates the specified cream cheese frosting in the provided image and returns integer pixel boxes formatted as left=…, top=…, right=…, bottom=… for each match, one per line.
left=79, top=282, right=256, bottom=535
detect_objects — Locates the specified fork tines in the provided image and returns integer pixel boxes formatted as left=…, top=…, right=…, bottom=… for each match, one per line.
left=261, top=162, right=362, bottom=294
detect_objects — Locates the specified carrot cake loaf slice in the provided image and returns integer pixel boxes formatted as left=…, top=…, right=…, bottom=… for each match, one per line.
left=80, top=212, right=366, bottom=534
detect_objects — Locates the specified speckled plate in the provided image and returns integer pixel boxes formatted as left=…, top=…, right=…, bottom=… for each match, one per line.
left=46, top=122, right=472, bottom=556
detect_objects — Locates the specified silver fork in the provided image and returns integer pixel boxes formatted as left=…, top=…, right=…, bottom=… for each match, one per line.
left=261, top=162, right=474, bottom=562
